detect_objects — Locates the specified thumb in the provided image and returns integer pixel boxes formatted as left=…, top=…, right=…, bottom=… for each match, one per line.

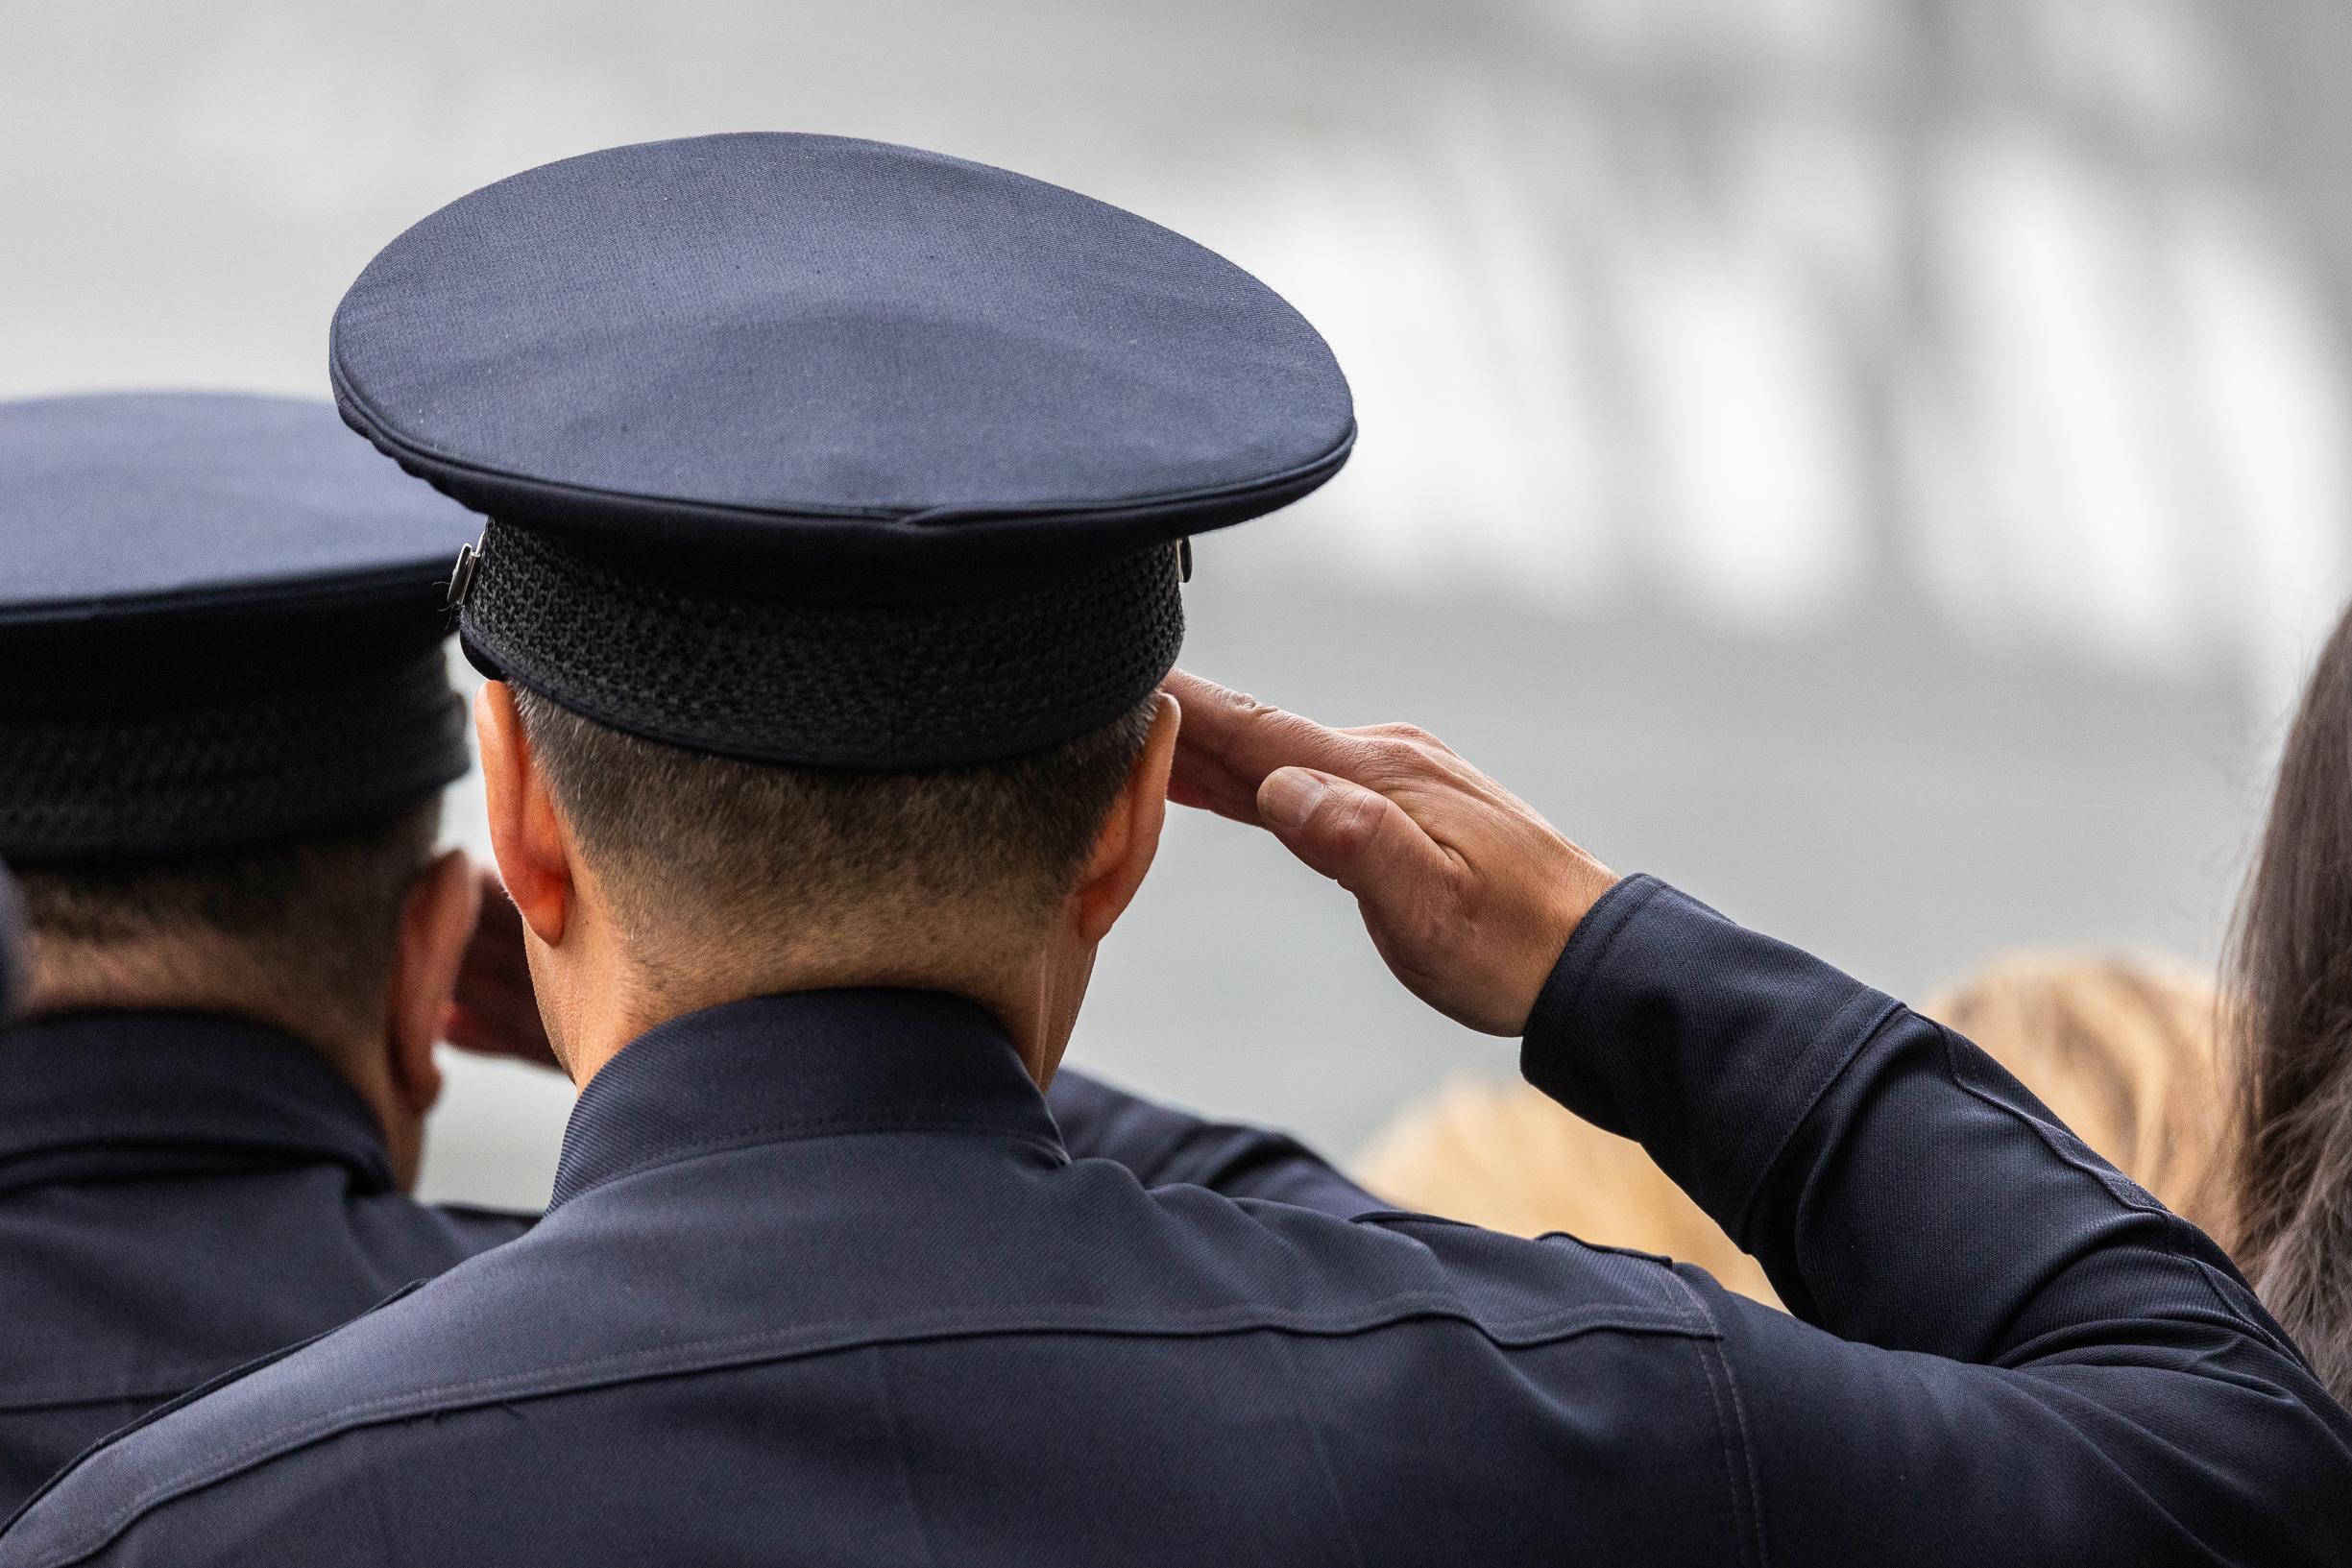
left=1256, top=767, right=1453, bottom=910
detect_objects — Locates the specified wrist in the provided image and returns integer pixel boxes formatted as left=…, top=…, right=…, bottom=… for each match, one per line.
left=1514, top=867, right=1645, bottom=1039
left=1507, top=849, right=1618, bottom=1033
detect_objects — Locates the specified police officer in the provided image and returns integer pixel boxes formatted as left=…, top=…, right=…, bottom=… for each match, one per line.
left=4, top=136, right=2343, bottom=1566
left=0, top=391, right=549, bottom=1511
left=0, top=390, right=1371, bottom=1520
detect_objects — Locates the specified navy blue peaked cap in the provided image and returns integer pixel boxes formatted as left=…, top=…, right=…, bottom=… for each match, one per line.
left=330, top=133, right=1354, bottom=767
left=0, top=393, right=477, bottom=861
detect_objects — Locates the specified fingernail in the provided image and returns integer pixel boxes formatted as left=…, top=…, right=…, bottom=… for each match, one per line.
left=1258, top=768, right=1328, bottom=831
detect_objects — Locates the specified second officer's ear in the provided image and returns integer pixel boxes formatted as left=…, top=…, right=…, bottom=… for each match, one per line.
left=475, top=682, right=574, bottom=950
left=388, top=849, right=480, bottom=1109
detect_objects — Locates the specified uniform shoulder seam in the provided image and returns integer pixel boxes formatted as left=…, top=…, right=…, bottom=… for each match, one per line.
left=12, top=1291, right=1716, bottom=1565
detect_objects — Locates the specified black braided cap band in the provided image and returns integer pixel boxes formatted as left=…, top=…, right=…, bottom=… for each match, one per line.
left=460, top=519, right=1186, bottom=768
left=0, top=650, right=468, bottom=864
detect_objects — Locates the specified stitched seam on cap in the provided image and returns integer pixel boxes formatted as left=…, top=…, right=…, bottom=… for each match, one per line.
left=0, top=561, right=452, bottom=629
left=332, top=359, right=1356, bottom=525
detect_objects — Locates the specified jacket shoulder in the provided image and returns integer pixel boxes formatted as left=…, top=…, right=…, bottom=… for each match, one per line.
left=0, top=1156, right=1719, bottom=1566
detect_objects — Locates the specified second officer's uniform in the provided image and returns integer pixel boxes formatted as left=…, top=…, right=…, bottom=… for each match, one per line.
left=0, top=393, right=536, bottom=1511
left=6, top=136, right=2348, bottom=1567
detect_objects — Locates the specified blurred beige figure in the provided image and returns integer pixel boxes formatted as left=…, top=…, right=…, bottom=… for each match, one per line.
left=1928, top=954, right=2227, bottom=1238
left=1356, top=1074, right=1782, bottom=1304
left=1357, top=952, right=2225, bottom=1308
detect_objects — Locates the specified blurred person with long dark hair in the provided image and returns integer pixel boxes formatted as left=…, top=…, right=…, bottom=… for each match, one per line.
left=2228, top=604, right=2352, bottom=1401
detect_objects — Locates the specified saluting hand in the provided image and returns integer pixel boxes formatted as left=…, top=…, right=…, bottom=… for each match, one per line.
left=442, top=868, right=562, bottom=1070
left=1162, top=670, right=1617, bottom=1037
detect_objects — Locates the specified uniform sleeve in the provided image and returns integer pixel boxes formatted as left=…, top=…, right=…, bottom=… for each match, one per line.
left=1046, top=1069, right=1389, bottom=1218
left=1521, top=875, right=2352, bottom=1567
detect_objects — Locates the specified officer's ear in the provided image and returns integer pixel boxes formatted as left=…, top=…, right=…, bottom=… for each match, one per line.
left=474, top=683, right=574, bottom=948
left=1071, top=694, right=1180, bottom=945
left=386, top=848, right=480, bottom=1117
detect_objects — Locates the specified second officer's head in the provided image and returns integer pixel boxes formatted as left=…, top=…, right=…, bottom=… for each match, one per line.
left=0, top=392, right=487, bottom=1185
left=327, top=132, right=1354, bottom=1085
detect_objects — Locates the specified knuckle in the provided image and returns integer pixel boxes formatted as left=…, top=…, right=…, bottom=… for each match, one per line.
left=1361, top=722, right=1454, bottom=762
left=1394, top=881, right=1463, bottom=955
left=1320, top=786, right=1387, bottom=851
left=1247, top=698, right=1305, bottom=734
left=1214, top=686, right=1274, bottom=721
left=1360, top=738, right=1432, bottom=783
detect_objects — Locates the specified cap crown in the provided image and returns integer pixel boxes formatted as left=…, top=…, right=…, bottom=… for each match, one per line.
left=330, top=133, right=1354, bottom=597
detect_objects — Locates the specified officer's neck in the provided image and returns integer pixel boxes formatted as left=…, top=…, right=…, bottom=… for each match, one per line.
left=538, top=894, right=1090, bottom=1095
left=25, top=953, right=426, bottom=1187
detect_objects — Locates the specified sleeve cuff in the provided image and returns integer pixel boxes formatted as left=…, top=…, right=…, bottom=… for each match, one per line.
left=1516, top=874, right=1900, bottom=1241
left=1518, top=873, right=1669, bottom=1057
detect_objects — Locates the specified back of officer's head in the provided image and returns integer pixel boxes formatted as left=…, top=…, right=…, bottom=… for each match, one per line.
left=17, top=803, right=443, bottom=1047
left=467, top=671, right=1182, bottom=1085
left=514, top=688, right=1160, bottom=978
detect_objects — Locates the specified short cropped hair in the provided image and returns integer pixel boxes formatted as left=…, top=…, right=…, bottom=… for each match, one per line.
left=18, top=803, right=441, bottom=1041
left=515, top=688, right=1157, bottom=964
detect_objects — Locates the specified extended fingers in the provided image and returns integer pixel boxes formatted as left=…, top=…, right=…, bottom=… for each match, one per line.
left=1166, top=745, right=1261, bottom=823
left=1254, top=766, right=1456, bottom=908
left=1166, top=667, right=1401, bottom=827
left=443, top=874, right=559, bottom=1064
left=1162, top=670, right=1370, bottom=794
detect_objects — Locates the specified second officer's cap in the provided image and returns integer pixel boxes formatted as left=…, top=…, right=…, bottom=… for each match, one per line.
left=331, top=132, right=1355, bottom=769
left=0, top=392, right=479, bottom=862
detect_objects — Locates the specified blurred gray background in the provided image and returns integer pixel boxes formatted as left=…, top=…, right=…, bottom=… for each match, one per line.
left=8, top=0, right=2351, bottom=1207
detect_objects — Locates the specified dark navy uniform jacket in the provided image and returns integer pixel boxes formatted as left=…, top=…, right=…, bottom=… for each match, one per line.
left=9, top=878, right=2351, bottom=1566
left=0, top=1013, right=534, bottom=1514
left=0, top=1012, right=1353, bottom=1523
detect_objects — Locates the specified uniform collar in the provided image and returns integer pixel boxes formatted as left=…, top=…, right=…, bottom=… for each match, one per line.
left=0, top=1010, right=394, bottom=1193
left=549, top=988, right=1063, bottom=1209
